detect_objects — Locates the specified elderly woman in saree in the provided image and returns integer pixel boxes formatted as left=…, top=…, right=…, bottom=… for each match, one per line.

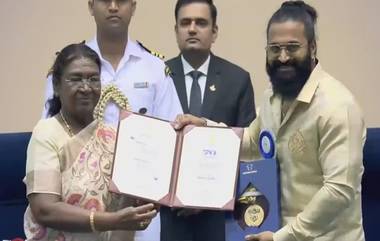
left=24, top=43, right=156, bottom=241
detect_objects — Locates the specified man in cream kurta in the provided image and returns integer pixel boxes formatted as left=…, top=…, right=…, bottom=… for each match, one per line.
left=242, top=2, right=366, bottom=240
left=242, top=63, right=366, bottom=241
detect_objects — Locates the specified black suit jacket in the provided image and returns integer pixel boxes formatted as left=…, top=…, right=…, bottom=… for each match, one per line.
left=166, top=54, right=256, bottom=127
left=161, top=54, right=256, bottom=241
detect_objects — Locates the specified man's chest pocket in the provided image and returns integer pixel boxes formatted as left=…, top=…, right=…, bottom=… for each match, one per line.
left=287, top=128, right=319, bottom=168
left=127, top=82, right=155, bottom=115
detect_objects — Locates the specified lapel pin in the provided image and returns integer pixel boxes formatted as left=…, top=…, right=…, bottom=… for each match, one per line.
left=210, top=85, right=216, bottom=92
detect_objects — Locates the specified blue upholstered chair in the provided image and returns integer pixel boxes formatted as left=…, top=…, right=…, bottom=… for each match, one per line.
left=362, top=128, right=380, bottom=241
left=0, top=132, right=31, bottom=240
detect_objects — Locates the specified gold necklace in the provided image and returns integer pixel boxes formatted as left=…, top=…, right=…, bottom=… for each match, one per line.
left=60, top=111, right=74, bottom=137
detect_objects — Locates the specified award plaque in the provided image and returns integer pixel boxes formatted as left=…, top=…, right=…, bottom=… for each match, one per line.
left=225, top=130, right=281, bottom=240
left=225, top=160, right=280, bottom=240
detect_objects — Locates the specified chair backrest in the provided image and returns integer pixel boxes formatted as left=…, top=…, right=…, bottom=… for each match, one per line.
left=0, top=132, right=31, bottom=240
left=362, top=128, right=380, bottom=241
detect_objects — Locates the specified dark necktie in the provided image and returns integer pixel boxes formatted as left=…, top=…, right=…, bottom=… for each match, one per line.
left=189, top=70, right=202, bottom=116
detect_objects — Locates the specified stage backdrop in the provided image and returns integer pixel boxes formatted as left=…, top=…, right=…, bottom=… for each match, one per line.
left=0, top=0, right=378, bottom=132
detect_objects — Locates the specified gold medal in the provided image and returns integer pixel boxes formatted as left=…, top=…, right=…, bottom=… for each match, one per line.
left=244, top=204, right=265, bottom=227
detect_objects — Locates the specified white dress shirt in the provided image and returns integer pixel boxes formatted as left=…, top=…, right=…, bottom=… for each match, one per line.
left=181, top=54, right=210, bottom=106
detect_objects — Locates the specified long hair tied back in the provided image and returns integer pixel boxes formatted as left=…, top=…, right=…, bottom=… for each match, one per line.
left=267, top=0, right=318, bottom=44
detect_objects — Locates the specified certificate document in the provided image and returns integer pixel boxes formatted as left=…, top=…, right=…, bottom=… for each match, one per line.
left=110, top=111, right=243, bottom=210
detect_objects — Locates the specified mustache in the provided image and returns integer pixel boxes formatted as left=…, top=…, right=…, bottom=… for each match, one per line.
left=269, top=60, right=298, bottom=70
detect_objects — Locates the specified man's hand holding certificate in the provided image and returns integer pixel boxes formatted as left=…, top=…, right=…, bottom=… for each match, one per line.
left=110, top=111, right=243, bottom=210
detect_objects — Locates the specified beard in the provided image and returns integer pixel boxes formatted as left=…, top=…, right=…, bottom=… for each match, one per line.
left=266, top=50, right=313, bottom=98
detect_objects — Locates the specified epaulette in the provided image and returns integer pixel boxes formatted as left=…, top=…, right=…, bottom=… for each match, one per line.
left=46, top=66, right=54, bottom=77
left=137, top=41, right=165, bottom=59
left=165, top=65, right=172, bottom=77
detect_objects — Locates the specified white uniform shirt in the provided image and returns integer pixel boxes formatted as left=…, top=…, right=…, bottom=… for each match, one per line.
left=43, top=37, right=183, bottom=241
left=181, top=54, right=210, bottom=106
left=43, top=38, right=183, bottom=124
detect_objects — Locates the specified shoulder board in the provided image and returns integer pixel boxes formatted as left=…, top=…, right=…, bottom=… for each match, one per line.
left=165, top=65, right=172, bottom=77
left=137, top=41, right=165, bottom=59
left=46, top=67, right=53, bottom=78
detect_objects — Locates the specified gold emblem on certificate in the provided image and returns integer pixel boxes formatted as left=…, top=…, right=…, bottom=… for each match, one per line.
left=234, top=185, right=269, bottom=229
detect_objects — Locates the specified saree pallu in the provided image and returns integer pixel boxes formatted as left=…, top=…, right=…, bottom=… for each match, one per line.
left=25, top=85, right=135, bottom=241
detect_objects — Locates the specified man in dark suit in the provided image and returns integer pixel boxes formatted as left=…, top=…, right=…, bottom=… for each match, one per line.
left=166, top=0, right=256, bottom=128
left=161, top=0, right=256, bottom=241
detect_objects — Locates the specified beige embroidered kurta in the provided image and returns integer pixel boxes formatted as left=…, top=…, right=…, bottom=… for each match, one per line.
left=242, top=64, right=366, bottom=241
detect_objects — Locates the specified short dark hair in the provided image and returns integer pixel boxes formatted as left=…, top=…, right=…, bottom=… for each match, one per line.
left=267, top=1, right=318, bottom=44
left=46, top=43, right=101, bottom=117
left=175, top=0, right=217, bottom=26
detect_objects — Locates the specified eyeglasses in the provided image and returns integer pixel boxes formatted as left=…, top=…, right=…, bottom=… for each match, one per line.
left=265, top=43, right=303, bottom=55
left=64, top=76, right=101, bottom=87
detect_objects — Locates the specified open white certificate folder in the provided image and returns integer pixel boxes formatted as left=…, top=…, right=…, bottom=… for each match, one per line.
left=109, top=111, right=243, bottom=210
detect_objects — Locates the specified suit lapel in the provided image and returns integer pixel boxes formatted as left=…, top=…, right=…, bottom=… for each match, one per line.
left=167, top=56, right=189, bottom=113
left=202, top=54, right=220, bottom=119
